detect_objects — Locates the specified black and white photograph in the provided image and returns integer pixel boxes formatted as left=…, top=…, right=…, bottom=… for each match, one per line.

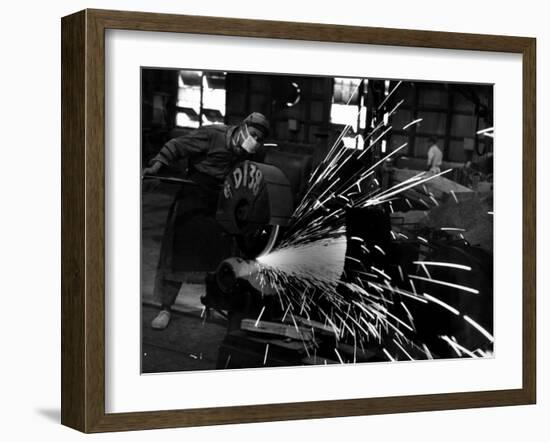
left=140, top=68, right=494, bottom=373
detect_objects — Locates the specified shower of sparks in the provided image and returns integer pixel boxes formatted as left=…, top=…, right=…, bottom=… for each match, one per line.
left=334, top=348, right=345, bottom=364
left=440, top=336, right=478, bottom=358
left=254, top=306, right=266, bottom=327
left=413, top=261, right=472, bottom=272
left=450, top=190, right=459, bottom=203
left=476, top=127, right=494, bottom=138
left=408, top=275, right=480, bottom=295
left=422, top=344, right=434, bottom=359
left=402, top=118, right=423, bottom=130
left=464, top=315, right=495, bottom=342
left=423, top=293, right=460, bottom=316
left=374, top=245, right=386, bottom=256
left=378, top=81, right=403, bottom=110
left=419, top=263, right=432, bottom=279
left=257, top=237, right=347, bottom=288
left=245, top=80, right=492, bottom=364
left=393, top=339, right=414, bottom=361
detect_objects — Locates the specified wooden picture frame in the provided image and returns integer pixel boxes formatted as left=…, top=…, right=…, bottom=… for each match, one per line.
left=61, top=8, right=536, bottom=433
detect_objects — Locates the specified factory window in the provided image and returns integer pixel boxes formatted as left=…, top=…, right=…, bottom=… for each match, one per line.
left=175, top=71, right=226, bottom=129
left=331, top=78, right=368, bottom=149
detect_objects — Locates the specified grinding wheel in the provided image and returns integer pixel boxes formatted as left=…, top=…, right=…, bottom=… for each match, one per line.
left=216, top=161, right=293, bottom=258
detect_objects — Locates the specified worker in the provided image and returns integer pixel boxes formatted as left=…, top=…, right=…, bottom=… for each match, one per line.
left=426, top=136, right=443, bottom=174
left=143, top=112, right=270, bottom=330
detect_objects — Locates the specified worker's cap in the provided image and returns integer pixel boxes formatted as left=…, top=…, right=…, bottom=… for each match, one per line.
left=243, top=112, right=269, bottom=137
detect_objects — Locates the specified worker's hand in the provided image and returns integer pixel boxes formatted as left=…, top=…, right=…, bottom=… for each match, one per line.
left=142, top=161, right=163, bottom=176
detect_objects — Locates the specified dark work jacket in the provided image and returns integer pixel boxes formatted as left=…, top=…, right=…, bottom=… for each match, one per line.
left=153, top=125, right=250, bottom=277
left=153, top=124, right=251, bottom=187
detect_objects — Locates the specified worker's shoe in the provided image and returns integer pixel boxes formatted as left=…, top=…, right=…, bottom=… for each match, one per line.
left=151, top=310, right=171, bottom=330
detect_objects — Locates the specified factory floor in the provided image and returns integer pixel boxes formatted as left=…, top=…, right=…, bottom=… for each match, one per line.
left=141, top=304, right=228, bottom=373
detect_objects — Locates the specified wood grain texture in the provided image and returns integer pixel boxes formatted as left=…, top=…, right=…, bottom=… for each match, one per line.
left=85, top=10, right=107, bottom=432
left=61, top=10, right=86, bottom=431
left=60, top=9, right=537, bottom=433
left=522, top=38, right=536, bottom=403
left=88, top=8, right=532, bottom=53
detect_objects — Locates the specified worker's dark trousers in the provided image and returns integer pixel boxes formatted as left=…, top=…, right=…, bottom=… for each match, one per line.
left=155, top=277, right=182, bottom=310
left=153, top=194, right=183, bottom=309
left=153, top=172, right=221, bottom=310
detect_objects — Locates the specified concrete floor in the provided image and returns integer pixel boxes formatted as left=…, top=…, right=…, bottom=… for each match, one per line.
left=141, top=304, right=227, bottom=373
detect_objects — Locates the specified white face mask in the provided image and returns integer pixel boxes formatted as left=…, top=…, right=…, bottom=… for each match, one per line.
left=239, top=124, right=260, bottom=154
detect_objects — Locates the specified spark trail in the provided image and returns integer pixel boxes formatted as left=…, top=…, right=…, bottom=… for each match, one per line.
left=257, top=237, right=347, bottom=288
left=251, top=79, right=493, bottom=363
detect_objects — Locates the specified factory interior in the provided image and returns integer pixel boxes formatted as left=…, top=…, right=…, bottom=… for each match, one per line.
left=141, top=68, right=494, bottom=373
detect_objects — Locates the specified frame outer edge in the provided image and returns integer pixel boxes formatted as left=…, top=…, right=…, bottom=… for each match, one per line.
left=61, top=8, right=538, bottom=432
left=522, top=37, right=536, bottom=403
left=84, top=9, right=108, bottom=432
left=61, top=10, right=87, bottom=432
left=86, top=8, right=532, bottom=53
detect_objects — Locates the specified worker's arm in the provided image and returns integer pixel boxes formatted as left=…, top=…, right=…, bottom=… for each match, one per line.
left=143, top=130, right=210, bottom=174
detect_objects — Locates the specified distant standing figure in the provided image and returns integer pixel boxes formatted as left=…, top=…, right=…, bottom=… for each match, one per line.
left=427, top=137, right=443, bottom=174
